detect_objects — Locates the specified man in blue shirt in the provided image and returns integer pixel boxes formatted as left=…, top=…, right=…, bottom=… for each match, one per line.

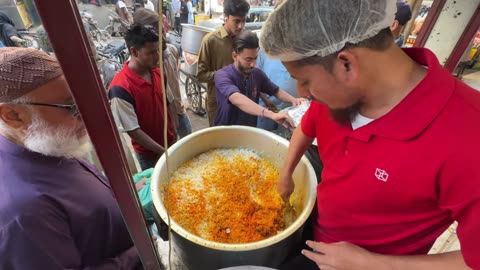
left=391, top=0, right=412, bottom=47
left=256, top=49, right=298, bottom=131
left=214, top=31, right=303, bottom=127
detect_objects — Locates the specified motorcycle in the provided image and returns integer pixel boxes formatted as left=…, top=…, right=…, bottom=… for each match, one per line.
left=81, top=11, right=128, bottom=88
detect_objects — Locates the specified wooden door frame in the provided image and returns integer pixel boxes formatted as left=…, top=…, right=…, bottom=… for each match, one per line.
left=32, top=1, right=163, bottom=269
left=444, top=3, right=480, bottom=72
left=413, top=0, right=447, bottom=48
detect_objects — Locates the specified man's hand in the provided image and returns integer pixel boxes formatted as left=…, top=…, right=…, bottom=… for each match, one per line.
left=268, top=111, right=294, bottom=128
left=265, top=99, right=278, bottom=112
left=278, top=170, right=295, bottom=202
left=291, top=97, right=307, bottom=106
left=127, top=129, right=166, bottom=157
left=135, top=178, right=148, bottom=192
left=302, top=241, right=385, bottom=270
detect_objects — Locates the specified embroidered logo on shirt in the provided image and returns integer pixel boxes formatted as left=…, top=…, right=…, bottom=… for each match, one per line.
left=375, top=168, right=389, bottom=182
left=252, top=86, right=258, bottom=99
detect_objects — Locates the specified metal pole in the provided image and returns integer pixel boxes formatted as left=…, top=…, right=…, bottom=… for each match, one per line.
left=32, top=0, right=164, bottom=269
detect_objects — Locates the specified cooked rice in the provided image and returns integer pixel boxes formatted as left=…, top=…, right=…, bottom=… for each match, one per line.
left=163, top=148, right=286, bottom=244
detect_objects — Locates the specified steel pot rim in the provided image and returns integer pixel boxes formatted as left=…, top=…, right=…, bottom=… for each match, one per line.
left=151, top=126, right=317, bottom=251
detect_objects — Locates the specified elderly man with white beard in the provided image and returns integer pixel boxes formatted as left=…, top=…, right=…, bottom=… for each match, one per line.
left=0, top=47, right=141, bottom=270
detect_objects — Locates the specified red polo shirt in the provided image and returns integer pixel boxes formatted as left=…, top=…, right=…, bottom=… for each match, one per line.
left=109, top=63, right=176, bottom=158
left=301, top=48, right=480, bottom=269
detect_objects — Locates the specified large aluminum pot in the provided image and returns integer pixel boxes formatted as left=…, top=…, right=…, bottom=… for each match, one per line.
left=151, top=126, right=317, bottom=270
left=181, top=24, right=213, bottom=55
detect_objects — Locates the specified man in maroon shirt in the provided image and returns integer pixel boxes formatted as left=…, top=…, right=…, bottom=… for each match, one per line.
left=109, top=24, right=176, bottom=171
left=262, top=1, right=480, bottom=270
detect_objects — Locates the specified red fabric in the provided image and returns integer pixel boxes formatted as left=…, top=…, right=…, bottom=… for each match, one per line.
left=301, top=48, right=480, bottom=269
left=109, top=62, right=175, bottom=157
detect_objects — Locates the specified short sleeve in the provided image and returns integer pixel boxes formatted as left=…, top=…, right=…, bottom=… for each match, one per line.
left=300, top=101, right=321, bottom=138
left=438, top=148, right=480, bottom=269
left=110, top=98, right=140, bottom=132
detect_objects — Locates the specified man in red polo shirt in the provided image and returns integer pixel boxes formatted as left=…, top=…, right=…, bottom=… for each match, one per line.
left=262, top=1, right=480, bottom=270
left=109, top=24, right=176, bottom=171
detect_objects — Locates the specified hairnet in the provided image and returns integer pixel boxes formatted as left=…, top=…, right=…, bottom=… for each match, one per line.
left=260, top=0, right=396, bottom=62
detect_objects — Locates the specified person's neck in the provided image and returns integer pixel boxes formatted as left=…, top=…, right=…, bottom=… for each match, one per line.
left=128, top=60, right=151, bottom=78
left=223, top=25, right=236, bottom=38
left=0, top=130, right=25, bottom=147
left=358, top=46, right=428, bottom=119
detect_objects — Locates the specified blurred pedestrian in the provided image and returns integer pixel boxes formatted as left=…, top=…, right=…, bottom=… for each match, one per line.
left=171, top=0, right=181, bottom=33
left=0, top=11, right=25, bottom=47
left=187, top=0, right=194, bottom=24
left=391, top=0, right=412, bottom=47
left=180, top=0, right=189, bottom=25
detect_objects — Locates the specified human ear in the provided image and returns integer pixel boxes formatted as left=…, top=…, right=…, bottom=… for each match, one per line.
left=0, top=105, right=30, bottom=130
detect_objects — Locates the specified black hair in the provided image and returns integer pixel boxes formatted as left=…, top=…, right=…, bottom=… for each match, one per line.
left=295, top=27, right=393, bottom=72
left=395, top=0, right=413, bottom=26
left=124, top=23, right=159, bottom=50
left=223, top=0, right=250, bottom=17
left=233, top=31, right=259, bottom=53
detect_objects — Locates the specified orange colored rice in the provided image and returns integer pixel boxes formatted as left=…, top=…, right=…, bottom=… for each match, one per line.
left=163, top=148, right=285, bottom=244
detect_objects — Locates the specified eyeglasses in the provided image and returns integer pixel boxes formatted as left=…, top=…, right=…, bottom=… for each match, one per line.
left=12, top=102, right=79, bottom=116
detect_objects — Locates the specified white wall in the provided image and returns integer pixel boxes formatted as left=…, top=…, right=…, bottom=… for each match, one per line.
left=424, top=0, right=480, bottom=65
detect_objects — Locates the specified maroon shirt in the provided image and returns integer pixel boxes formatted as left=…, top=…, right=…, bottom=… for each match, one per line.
left=109, top=62, right=176, bottom=158
left=0, top=135, right=140, bottom=269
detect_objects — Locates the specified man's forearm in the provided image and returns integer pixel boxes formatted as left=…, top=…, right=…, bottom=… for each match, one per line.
left=127, top=128, right=165, bottom=156
left=373, top=251, right=471, bottom=270
left=274, top=89, right=296, bottom=104
left=283, top=124, right=314, bottom=175
left=229, top=92, right=266, bottom=116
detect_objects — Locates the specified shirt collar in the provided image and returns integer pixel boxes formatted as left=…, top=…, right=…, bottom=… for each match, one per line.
left=219, top=26, right=230, bottom=39
left=122, top=61, right=154, bottom=86
left=350, top=48, right=455, bottom=141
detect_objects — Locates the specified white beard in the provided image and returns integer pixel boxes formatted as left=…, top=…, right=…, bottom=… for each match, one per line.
left=23, top=114, right=93, bottom=160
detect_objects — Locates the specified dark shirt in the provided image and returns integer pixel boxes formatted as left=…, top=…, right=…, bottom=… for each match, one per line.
left=0, top=11, right=18, bottom=47
left=180, top=1, right=188, bottom=23
left=214, top=64, right=279, bottom=127
left=0, top=135, right=140, bottom=269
